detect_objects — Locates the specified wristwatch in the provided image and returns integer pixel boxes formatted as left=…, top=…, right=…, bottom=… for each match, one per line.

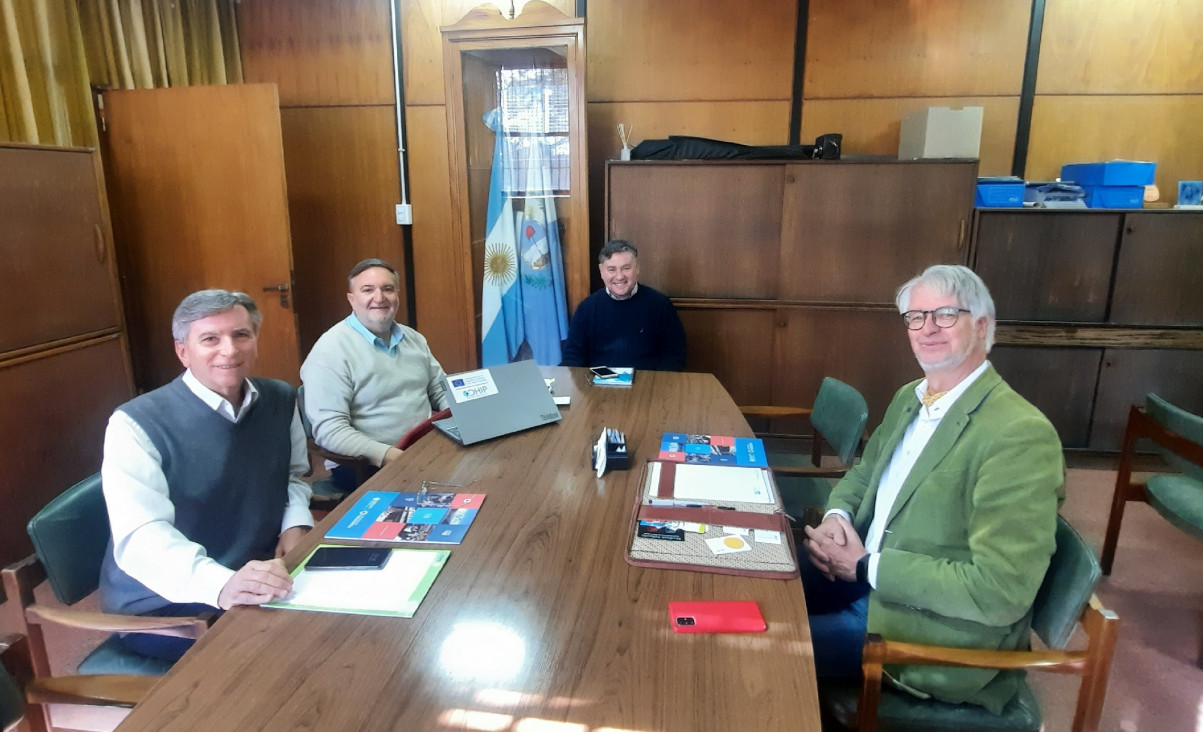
left=856, top=554, right=870, bottom=585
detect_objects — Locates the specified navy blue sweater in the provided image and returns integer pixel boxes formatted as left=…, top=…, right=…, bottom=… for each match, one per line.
left=560, top=285, right=686, bottom=370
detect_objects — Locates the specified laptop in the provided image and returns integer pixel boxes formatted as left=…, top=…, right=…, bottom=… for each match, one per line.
left=433, top=359, right=562, bottom=445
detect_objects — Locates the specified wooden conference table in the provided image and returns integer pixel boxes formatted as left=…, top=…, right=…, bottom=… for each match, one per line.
left=117, top=368, right=820, bottom=731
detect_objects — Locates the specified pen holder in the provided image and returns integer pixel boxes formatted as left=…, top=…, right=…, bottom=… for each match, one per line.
left=592, top=431, right=630, bottom=474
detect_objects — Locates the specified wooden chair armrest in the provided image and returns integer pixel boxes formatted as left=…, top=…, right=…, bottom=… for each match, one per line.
left=739, top=405, right=813, bottom=419
left=26, top=605, right=212, bottom=639
left=26, top=675, right=157, bottom=707
left=310, top=440, right=369, bottom=468
left=868, top=636, right=1090, bottom=674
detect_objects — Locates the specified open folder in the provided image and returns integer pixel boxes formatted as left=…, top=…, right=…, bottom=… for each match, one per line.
left=266, top=545, right=449, bottom=617
left=624, top=461, right=798, bottom=579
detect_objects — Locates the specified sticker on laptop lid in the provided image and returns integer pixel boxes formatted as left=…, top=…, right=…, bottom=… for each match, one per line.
left=447, top=369, right=499, bottom=403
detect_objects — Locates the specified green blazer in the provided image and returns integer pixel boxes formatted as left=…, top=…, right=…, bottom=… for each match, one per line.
left=827, top=364, right=1065, bottom=713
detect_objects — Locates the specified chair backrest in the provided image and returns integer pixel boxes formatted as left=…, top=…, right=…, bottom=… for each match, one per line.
left=810, top=377, right=869, bottom=467
left=397, top=408, right=453, bottom=451
left=0, top=655, right=21, bottom=730
left=296, top=384, right=315, bottom=439
left=26, top=473, right=111, bottom=606
left=1031, top=515, right=1102, bottom=649
left=1146, top=393, right=1203, bottom=482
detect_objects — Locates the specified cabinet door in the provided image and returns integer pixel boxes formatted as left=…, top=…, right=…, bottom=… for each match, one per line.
left=678, top=307, right=776, bottom=407
left=990, top=346, right=1102, bottom=448
left=1092, top=349, right=1203, bottom=451
left=1111, top=213, right=1203, bottom=326
left=0, top=147, right=122, bottom=353
left=773, top=308, right=916, bottom=429
left=974, top=211, right=1119, bottom=322
left=0, top=336, right=134, bottom=569
left=779, top=161, right=976, bottom=303
left=607, top=163, right=784, bottom=299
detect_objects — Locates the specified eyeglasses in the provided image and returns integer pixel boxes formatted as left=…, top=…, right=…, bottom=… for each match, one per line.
left=901, top=307, right=971, bottom=330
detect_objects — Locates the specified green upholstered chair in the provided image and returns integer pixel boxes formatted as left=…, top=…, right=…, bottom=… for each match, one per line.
left=0, top=636, right=25, bottom=731
left=0, top=473, right=212, bottom=724
left=296, top=384, right=373, bottom=508
left=741, top=377, right=869, bottom=531
left=1100, top=393, right=1203, bottom=665
left=822, top=516, right=1119, bottom=732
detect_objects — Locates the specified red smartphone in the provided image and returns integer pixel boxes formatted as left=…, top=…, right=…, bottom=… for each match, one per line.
left=669, top=601, right=766, bottom=634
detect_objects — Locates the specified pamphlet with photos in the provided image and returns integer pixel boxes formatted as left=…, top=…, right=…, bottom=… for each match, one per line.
left=658, top=433, right=768, bottom=467
left=325, top=491, right=485, bottom=544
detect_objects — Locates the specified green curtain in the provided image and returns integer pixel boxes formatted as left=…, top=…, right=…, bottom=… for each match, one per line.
left=0, top=0, right=242, bottom=147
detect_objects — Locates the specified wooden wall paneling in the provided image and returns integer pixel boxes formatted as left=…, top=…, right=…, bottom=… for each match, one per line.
left=778, top=161, right=976, bottom=303
left=605, top=163, right=784, bottom=299
left=0, top=146, right=121, bottom=352
left=405, top=104, right=475, bottom=372
left=586, top=0, right=796, bottom=103
left=238, top=0, right=395, bottom=106
left=1110, top=213, right=1203, bottom=327
left=798, top=97, right=1019, bottom=177
left=280, top=106, right=407, bottom=355
left=803, top=0, right=1030, bottom=99
left=1092, top=348, right=1203, bottom=451
left=1037, top=0, right=1203, bottom=95
left=973, top=210, right=1121, bottom=322
left=772, top=308, right=916, bottom=429
left=1026, top=96, right=1203, bottom=198
left=0, top=336, right=133, bottom=570
left=677, top=306, right=776, bottom=407
left=989, top=346, right=1102, bottom=449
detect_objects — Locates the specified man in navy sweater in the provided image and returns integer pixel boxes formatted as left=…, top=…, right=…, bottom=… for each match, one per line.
left=560, top=240, right=686, bottom=371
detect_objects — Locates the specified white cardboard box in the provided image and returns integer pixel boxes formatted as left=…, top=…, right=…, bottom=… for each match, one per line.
left=898, top=106, right=983, bottom=160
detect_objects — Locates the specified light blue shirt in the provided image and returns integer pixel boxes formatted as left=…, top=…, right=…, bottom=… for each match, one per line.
left=345, top=314, right=404, bottom=355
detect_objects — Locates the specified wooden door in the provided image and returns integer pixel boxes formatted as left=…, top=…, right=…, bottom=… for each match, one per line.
left=101, top=84, right=300, bottom=389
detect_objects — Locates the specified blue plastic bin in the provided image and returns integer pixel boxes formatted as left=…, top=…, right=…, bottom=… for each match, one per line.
left=1061, top=161, right=1155, bottom=187
left=1081, top=185, right=1144, bottom=209
left=975, top=182, right=1024, bottom=208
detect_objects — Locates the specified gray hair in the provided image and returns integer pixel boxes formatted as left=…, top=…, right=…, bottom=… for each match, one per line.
left=171, top=290, right=262, bottom=342
left=348, top=258, right=399, bottom=290
left=598, top=239, right=638, bottom=264
left=896, top=265, right=996, bottom=350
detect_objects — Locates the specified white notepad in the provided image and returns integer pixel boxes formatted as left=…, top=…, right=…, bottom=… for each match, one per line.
left=649, top=462, right=775, bottom=504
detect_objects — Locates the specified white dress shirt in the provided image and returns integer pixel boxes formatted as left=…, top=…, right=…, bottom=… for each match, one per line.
left=829, top=360, right=990, bottom=587
left=102, top=370, right=313, bottom=607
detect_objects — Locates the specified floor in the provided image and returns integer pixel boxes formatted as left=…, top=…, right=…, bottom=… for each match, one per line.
left=5, top=467, right=1202, bottom=731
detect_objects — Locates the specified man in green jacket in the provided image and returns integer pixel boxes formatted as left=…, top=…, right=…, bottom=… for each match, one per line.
left=803, top=264, right=1064, bottom=714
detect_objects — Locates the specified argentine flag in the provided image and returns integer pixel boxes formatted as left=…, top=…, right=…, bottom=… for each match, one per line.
left=480, top=108, right=523, bottom=366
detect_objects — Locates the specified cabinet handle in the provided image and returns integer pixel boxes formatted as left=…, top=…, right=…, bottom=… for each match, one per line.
left=957, top=219, right=967, bottom=250
left=93, top=224, right=106, bottom=265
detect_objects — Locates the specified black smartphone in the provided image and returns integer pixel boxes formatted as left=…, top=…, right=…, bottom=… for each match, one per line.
left=590, top=366, right=618, bottom=379
left=305, top=546, right=391, bottom=571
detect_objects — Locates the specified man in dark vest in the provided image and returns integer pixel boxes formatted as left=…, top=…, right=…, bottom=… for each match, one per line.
left=100, top=289, right=313, bottom=661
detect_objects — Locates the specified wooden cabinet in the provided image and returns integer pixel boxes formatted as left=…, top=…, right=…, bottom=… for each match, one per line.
left=0, top=143, right=135, bottom=573
left=973, top=209, right=1203, bottom=451
left=606, top=159, right=977, bottom=424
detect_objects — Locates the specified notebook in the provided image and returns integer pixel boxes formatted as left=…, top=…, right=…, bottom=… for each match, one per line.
left=434, top=359, right=562, bottom=445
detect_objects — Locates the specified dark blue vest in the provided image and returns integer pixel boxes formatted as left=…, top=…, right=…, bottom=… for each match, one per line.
left=101, top=377, right=295, bottom=614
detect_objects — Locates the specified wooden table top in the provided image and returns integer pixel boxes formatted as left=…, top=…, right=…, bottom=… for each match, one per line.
left=117, top=368, right=820, bottom=731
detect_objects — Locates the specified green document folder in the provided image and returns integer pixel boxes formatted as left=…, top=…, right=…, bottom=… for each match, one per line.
left=266, top=544, right=449, bottom=617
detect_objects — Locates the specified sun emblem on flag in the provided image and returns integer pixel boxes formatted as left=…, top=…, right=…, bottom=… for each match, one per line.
left=484, top=240, right=517, bottom=286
